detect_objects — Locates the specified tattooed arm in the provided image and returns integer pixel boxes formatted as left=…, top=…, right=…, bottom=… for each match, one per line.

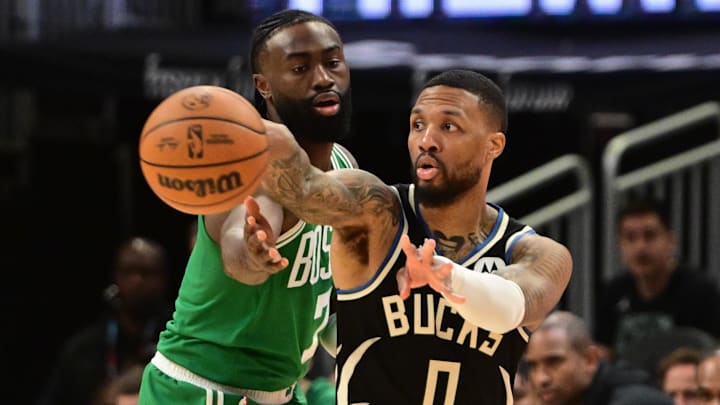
left=497, top=234, right=573, bottom=329
left=260, top=120, right=391, bottom=228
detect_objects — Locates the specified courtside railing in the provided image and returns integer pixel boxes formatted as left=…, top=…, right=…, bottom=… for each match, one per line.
left=602, top=101, right=720, bottom=282
left=488, top=154, right=594, bottom=326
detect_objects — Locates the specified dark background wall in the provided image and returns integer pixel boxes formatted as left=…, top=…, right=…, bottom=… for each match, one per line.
left=2, top=1, right=720, bottom=401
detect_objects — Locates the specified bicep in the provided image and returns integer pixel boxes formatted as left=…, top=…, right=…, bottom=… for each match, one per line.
left=267, top=164, right=392, bottom=229
left=499, top=234, right=573, bottom=323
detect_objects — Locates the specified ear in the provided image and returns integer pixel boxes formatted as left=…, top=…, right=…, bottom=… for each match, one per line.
left=487, top=132, right=506, bottom=160
left=583, top=345, right=601, bottom=369
left=253, top=73, right=272, bottom=100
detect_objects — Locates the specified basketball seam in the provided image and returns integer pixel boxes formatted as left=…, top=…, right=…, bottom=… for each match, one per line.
left=141, top=116, right=266, bottom=139
left=140, top=148, right=268, bottom=169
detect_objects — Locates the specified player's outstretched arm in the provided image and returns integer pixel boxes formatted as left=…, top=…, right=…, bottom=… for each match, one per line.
left=260, top=119, right=393, bottom=230
left=205, top=193, right=288, bottom=285
left=398, top=234, right=572, bottom=332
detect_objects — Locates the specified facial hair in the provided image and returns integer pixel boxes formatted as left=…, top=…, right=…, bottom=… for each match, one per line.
left=273, top=87, right=353, bottom=143
left=411, top=155, right=481, bottom=208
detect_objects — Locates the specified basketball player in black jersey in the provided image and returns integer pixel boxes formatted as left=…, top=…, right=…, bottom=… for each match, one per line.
left=250, top=69, right=573, bottom=404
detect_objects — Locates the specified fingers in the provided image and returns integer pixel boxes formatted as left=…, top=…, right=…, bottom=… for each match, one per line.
left=419, top=238, right=436, bottom=264
left=267, top=247, right=289, bottom=267
left=244, top=196, right=260, bottom=218
left=399, top=235, right=467, bottom=303
left=245, top=215, right=288, bottom=271
left=399, top=235, right=419, bottom=264
left=397, top=268, right=410, bottom=300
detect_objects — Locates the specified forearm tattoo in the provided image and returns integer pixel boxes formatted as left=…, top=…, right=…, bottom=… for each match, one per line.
left=497, top=238, right=572, bottom=322
left=264, top=147, right=399, bottom=228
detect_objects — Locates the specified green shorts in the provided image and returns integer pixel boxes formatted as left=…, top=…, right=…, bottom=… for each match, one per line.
left=138, top=363, right=307, bottom=405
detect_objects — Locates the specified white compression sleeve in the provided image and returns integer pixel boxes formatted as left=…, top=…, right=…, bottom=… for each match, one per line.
left=434, top=255, right=526, bottom=333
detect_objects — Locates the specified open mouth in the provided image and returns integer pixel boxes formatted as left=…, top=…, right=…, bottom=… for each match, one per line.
left=416, top=156, right=440, bottom=180
left=313, top=92, right=341, bottom=116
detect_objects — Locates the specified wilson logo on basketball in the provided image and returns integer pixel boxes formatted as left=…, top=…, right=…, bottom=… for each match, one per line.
left=156, top=171, right=243, bottom=197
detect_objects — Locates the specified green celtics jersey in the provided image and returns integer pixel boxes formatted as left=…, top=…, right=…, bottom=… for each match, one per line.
left=156, top=144, right=353, bottom=391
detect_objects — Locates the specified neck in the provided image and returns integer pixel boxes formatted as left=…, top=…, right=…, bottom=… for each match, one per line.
left=266, top=109, right=334, bottom=171
left=298, top=137, right=334, bottom=172
left=419, top=187, right=490, bottom=261
left=635, top=260, right=676, bottom=300
left=117, top=311, right=144, bottom=338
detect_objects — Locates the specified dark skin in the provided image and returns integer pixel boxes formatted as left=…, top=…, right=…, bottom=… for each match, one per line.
left=257, top=84, right=573, bottom=328
left=204, top=20, right=356, bottom=285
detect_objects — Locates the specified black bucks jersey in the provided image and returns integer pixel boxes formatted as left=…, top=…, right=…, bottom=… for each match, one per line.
left=336, top=184, right=536, bottom=405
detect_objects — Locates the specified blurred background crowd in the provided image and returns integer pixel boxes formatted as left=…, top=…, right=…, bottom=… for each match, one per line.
left=2, top=1, right=720, bottom=404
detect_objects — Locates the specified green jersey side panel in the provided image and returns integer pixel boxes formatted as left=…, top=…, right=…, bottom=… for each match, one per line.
left=156, top=145, right=351, bottom=391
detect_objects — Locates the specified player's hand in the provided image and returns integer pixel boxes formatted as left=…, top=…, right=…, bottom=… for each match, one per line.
left=397, top=235, right=465, bottom=303
left=243, top=196, right=289, bottom=272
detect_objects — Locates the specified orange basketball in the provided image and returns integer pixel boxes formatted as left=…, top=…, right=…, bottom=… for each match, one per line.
left=139, top=85, right=268, bottom=215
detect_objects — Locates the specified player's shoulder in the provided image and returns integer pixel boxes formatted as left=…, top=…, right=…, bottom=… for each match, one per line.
left=488, top=202, right=532, bottom=236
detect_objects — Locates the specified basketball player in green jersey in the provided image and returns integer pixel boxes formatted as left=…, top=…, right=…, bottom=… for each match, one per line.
left=138, top=10, right=355, bottom=405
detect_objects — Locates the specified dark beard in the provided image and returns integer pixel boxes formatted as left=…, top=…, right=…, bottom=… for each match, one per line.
left=411, top=157, right=480, bottom=208
left=273, top=88, right=352, bottom=143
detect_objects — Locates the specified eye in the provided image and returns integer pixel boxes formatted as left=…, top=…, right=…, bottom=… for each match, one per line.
left=442, top=121, right=458, bottom=131
left=326, top=59, right=342, bottom=69
left=291, top=65, right=308, bottom=74
left=412, top=120, right=424, bottom=131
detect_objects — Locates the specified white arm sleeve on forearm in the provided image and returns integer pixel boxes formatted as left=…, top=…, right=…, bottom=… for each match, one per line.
left=434, top=255, right=526, bottom=333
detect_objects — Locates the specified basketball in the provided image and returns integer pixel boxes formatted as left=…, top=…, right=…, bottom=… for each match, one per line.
left=139, top=85, right=268, bottom=215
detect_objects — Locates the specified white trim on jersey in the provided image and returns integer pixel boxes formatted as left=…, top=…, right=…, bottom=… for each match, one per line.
left=331, top=143, right=353, bottom=169
left=337, top=337, right=382, bottom=405
left=275, top=219, right=307, bottom=249
left=408, top=184, right=512, bottom=267
left=504, top=225, right=536, bottom=263
left=274, top=144, right=348, bottom=250
left=517, top=326, right=530, bottom=342
left=460, top=213, right=510, bottom=267
left=499, top=366, right=513, bottom=405
left=337, top=187, right=408, bottom=300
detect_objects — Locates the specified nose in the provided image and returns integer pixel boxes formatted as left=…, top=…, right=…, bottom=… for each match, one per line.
left=418, top=126, right=440, bottom=153
left=531, top=366, right=551, bottom=388
left=312, top=65, right=334, bottom=91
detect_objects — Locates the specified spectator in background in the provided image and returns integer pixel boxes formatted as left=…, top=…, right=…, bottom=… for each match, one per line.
left=515, top=358, right=541, bottom=405
left=524, top=310, right=673, bottom=405
left=595, top=197, right=720, bottom=360
left=300, top=353, right=335, bottom=405
left=697, top=351, right=720, bottom=404
left=94, top=365, right=145, bottom=405
left=657, top=347, right=703, bottom=405
left=37, top=237, right=172, bottom=405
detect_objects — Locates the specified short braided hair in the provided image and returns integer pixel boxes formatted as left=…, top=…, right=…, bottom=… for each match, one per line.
left=249, top=9, right=337, bottom=116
